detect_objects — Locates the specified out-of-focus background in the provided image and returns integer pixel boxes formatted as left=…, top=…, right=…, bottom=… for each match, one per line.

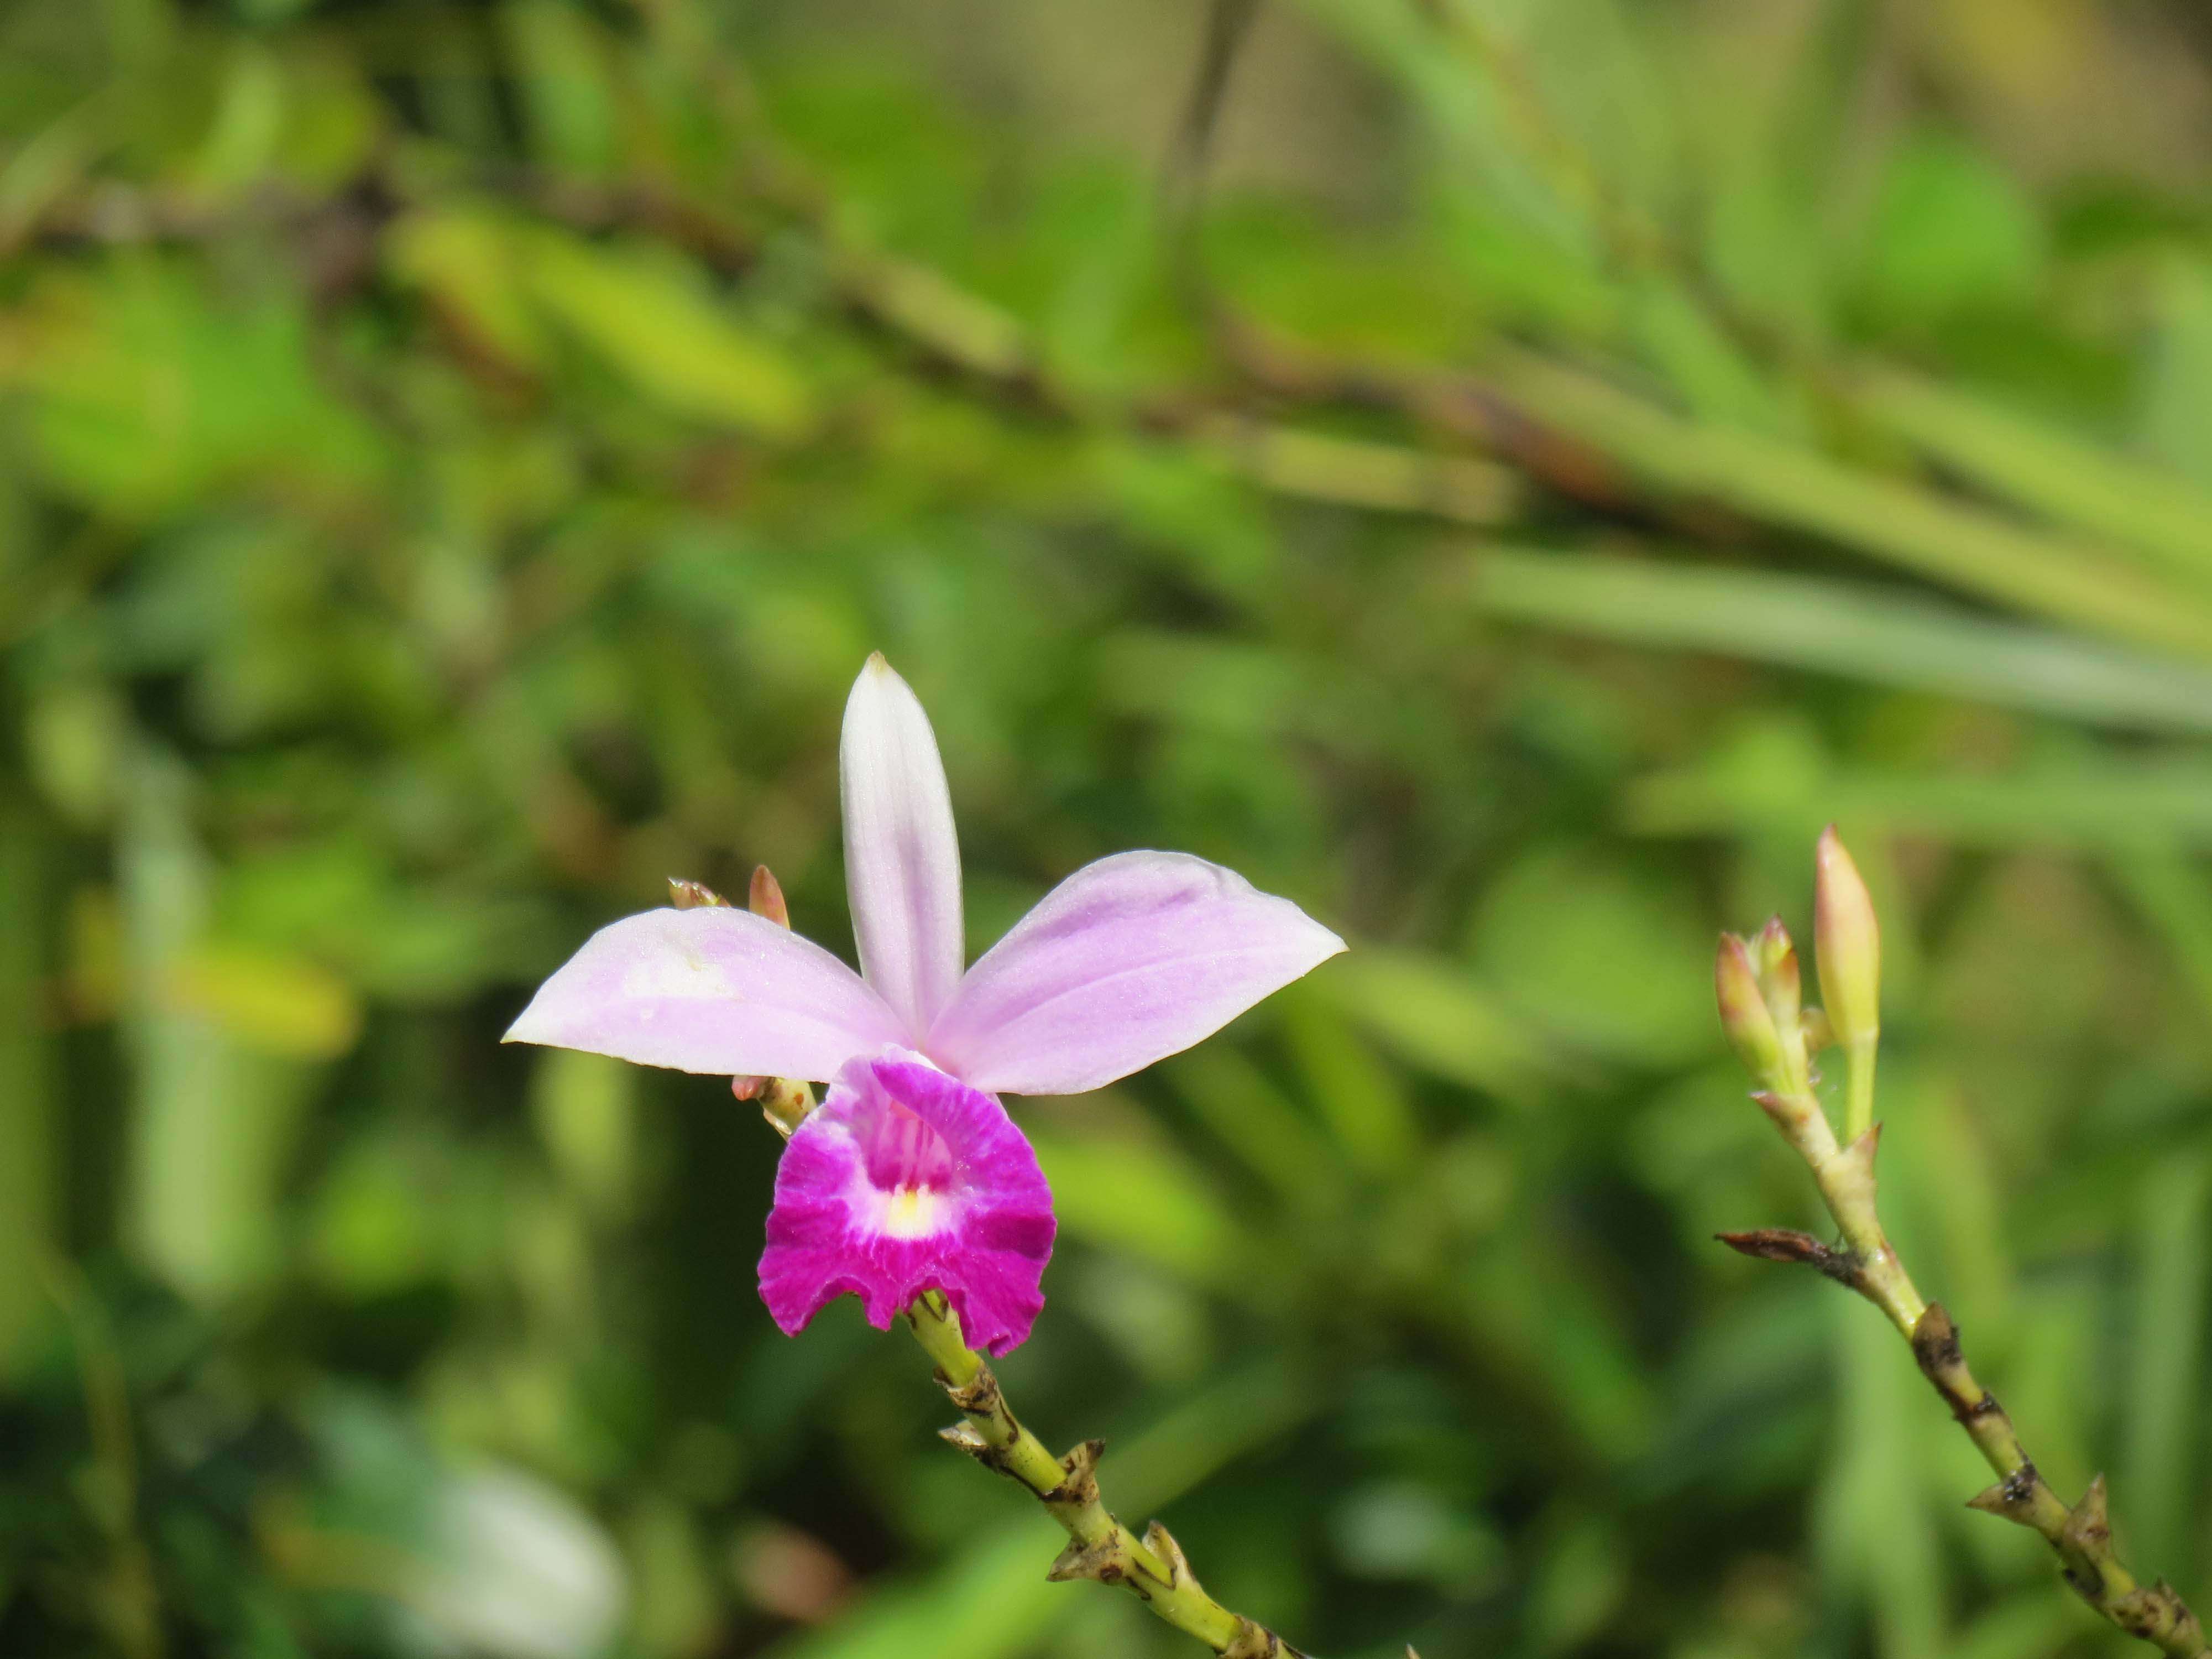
left=10, top=2, right=2212, bottom=1656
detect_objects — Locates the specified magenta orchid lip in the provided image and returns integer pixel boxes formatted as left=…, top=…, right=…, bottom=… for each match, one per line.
left=760, top=1049, right=1054, bottom=1355
left=504, top=653, right=1343, bottom=1350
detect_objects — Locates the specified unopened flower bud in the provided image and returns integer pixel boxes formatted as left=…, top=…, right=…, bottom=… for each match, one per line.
left=757, top=1077, right=815, bottom=1139
left=1814, top=826, right=1880, bottom=1050
left=670, top=878, right=729, bottom=910
left=1716, top=933, right=1784, bottom=1083
left=726, top=869, right=806, bottom=1125
left=1752, top=916, right=1800, bottom=1031
left=749, top=865, right=791, bottom=930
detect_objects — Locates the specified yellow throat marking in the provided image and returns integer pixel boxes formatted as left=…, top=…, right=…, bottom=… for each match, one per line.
left=878, top=1185, right=945, bottom=1239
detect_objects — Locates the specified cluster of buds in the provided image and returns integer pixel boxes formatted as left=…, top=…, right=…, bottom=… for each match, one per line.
left=1714, top=915, right=1814, bottom=1098
left=669, top=867, right=817, bottom=1138
left=1714, top=827, right=1882, bottom=1159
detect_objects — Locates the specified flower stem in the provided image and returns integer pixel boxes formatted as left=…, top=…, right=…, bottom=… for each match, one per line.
left=903, top=1292, right=1305, bottom=1658
left=1724, top=1092, right=2209, bottom=1655
left=1840, top=1036, right=1878, bottom=1147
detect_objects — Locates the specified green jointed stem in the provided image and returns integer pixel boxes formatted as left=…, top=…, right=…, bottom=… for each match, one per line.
left=904, top=1293, right=1303, bottom=1658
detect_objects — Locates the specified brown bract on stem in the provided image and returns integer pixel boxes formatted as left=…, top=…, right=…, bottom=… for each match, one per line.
left=1717, top=835, right=2210, bottom=1657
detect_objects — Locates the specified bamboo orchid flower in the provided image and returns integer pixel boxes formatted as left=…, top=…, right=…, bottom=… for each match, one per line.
left=505, top=655, right=1345, bottom=1353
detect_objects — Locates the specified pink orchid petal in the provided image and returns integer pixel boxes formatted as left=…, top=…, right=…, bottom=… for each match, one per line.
left=925, top=851, right=1346, bottom=1096
left=503, top=907, right=906, bottom=1081
left=841, top=655, right=965, bottom=1038
left=759, top=1048, right=1055, bottom=1354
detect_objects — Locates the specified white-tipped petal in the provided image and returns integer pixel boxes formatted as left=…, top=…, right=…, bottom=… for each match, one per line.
left=927, top=851, right=1345, bottom=1096
left=840, top=654, right=965, bottom=1035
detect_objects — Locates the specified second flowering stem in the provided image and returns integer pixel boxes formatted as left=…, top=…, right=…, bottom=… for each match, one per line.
left=1719, top=830, right=2209, bottom=1657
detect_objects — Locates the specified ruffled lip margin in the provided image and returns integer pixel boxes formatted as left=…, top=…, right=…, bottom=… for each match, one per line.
left=756, top=1050, right=1056, bottom=1355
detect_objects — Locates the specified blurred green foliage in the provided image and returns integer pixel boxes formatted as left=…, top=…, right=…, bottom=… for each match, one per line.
left=7, top=1, right=2212, bottom=1656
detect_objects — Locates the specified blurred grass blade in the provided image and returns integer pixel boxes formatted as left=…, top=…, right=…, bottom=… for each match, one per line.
left=0, top=792, right=54, bottom=1369
left=1287, top=0, right=1600, bottom=260
left=2110, top=852, right=2212, bottom=1017
left=122, top=750, right=315, bottom=1301
left=1472, top=547, right=2212, bottom=733
left=1163, top=1046, right=1345, bottom=1216
left=2121, top=1152, right=2210, bottom=1576
left=1200, top=418, right=1520, bottom=525
left=1629, top=726, right=2212, bottom=851
left=1819, top=1299, right=1948, bottom=1659
left=1278, top=990, right=1421, bottom=1178
left=1856, top=365, right=2212, bottom=591
left=2109, top=851, right=2212, bottom=1575
left=532, top=1050, right=637, bottom=1221
left=1491, top=351, right=2212, bottom=658
left=1949, top=1598, right=2075, bottom=1659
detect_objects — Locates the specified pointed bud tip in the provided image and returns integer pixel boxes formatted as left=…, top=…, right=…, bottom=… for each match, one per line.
left=1716, top=934, right=1786, bottom=1083
left=668, top=877, right=729, bottom=910
left=748, top=865, right=791, bottom=930
left=1812, top=828, right=1880, bottom=1047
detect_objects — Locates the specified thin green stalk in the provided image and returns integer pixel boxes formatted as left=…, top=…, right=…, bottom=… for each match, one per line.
left=1840, top=1038, right=1878, bottom=1148
left=903, top=1292, right=1303, bottom=1658
left=43, top=1256, right=164, bottom=1659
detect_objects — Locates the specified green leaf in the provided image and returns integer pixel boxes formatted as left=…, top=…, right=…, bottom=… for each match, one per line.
left=1471, top=843, right=1712, bottom=1067
left=1855, top=129, right=2044, bottom=327
left=1029, top=1125, right=1259, bottom=1290
left=1319, top=948, right=1558, bottom=1103
left=524, top=229, right=817, bottom=439
left=502, top=0, right=619, bottom=175
left=1, top=259, right=382, bottom=519
left=387, top=206, right=550, bottom=371
left=166, top=944, right=361, bottom=1060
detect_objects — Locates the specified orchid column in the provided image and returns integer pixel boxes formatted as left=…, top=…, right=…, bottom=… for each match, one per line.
left=506, top=655, right=1344, bottom=1653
